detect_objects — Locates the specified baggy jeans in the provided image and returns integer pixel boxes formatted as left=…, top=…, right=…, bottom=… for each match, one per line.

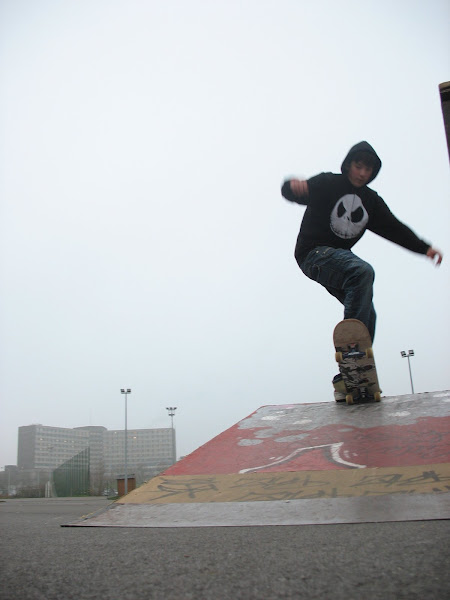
left=297, top=246, right=376, bottom=342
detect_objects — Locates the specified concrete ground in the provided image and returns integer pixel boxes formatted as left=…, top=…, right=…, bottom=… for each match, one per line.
left=3, top=394, right=449, bottom=598
left=1, top=497, right=449, bottom=600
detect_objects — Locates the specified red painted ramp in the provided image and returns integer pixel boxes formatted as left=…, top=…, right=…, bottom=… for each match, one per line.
left=66, top=392, right=450, bottom=528
left=165, top=393, right=450, bottom=476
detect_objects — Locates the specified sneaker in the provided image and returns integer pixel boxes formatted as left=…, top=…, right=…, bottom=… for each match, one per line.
left=333, top=373, right=347, bottom=402
left=334, top=389, right=347, bottom=402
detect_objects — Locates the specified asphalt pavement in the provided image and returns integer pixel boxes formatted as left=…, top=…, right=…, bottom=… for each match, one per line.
left=1, top=497, right=449, bottom=600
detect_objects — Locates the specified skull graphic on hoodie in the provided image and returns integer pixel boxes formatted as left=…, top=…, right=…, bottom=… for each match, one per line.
left=330, top=194, right=369, bottom=239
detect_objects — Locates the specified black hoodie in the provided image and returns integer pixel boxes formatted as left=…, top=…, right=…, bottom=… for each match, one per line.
left=281, top=141, right=430, bottom=262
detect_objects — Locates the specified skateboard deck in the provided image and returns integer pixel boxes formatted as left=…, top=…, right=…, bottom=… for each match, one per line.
left=333, top=319, right=381, bottom=404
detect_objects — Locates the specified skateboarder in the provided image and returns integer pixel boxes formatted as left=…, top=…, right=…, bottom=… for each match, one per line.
left=281, top=141, right=443, bottom=399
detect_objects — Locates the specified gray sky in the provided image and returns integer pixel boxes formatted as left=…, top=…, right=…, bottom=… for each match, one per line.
left=1, top=0, right=449, bottom=467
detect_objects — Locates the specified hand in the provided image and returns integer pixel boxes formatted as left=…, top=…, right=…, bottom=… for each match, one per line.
left=426, top=247, right=443, bottom=266
left=290, top=179, right=309, bottom=197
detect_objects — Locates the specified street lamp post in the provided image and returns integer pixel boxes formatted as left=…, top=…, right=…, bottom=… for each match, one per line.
left=400, top=350, right=415, bottom=394
left=166, top=407, right=177, bottom=465
left=44, top=445, right=54, bottom=498
left=120, top=388, right=131, bottom=495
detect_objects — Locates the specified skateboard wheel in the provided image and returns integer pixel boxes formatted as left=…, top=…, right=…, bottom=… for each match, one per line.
left=335, top=351, right=343, bottom=363
left=366, top=347, right=374, bottom=359
left=374, top=391, right=381, bottom=402
left=345, top=394, right=354, bottom=405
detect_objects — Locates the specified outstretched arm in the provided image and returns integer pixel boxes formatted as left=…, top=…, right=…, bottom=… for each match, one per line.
left=426, top=246, right=443, bottom=266
left=369, top=198, right=444, bottom=266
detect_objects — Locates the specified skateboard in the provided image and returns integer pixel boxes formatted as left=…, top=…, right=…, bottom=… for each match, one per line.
left=333, top=319, right=381, bottom=405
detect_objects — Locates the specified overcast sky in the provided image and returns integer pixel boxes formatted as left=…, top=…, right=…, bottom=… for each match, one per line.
left=1, top=0, right=449, bottom=468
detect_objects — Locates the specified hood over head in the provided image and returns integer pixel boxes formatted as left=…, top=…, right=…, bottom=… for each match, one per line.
left=341, top=141, right=382, bottom=184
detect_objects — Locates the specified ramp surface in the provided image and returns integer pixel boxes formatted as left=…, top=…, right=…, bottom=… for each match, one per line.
left=66, top=391, right=450, bottom=528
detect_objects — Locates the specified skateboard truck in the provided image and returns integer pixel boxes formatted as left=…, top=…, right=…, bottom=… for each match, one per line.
left=335, top=343, right=373, bottom=363
left=342, top=343, right=365, bottom=360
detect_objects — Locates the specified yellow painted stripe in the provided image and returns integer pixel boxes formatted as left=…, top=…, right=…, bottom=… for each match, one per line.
left=118, top=463, right=450, bottom=504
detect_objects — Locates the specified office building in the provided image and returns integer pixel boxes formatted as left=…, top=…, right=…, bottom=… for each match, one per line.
left=13, top=423, right=175, bottom=495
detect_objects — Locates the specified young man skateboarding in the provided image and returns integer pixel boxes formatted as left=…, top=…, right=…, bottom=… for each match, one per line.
left=281, top=141, right=443, bottom=399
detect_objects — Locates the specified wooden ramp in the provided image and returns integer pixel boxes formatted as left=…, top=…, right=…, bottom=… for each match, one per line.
left=65, top=391, right=450, bottom=527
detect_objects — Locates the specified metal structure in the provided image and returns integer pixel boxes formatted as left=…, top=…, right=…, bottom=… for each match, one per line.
left=439, top=81, right=450, bottom=160
left=400, top=350, right=415, bottom=394
left=120, top=388, right=131, bottom=495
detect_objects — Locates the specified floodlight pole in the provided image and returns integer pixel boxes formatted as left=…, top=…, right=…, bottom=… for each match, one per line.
left=166, top=406, right=177, bottom=464
left=120, top=388, right=131, bottom=495
left=400, top=350, right=415, bottom=394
